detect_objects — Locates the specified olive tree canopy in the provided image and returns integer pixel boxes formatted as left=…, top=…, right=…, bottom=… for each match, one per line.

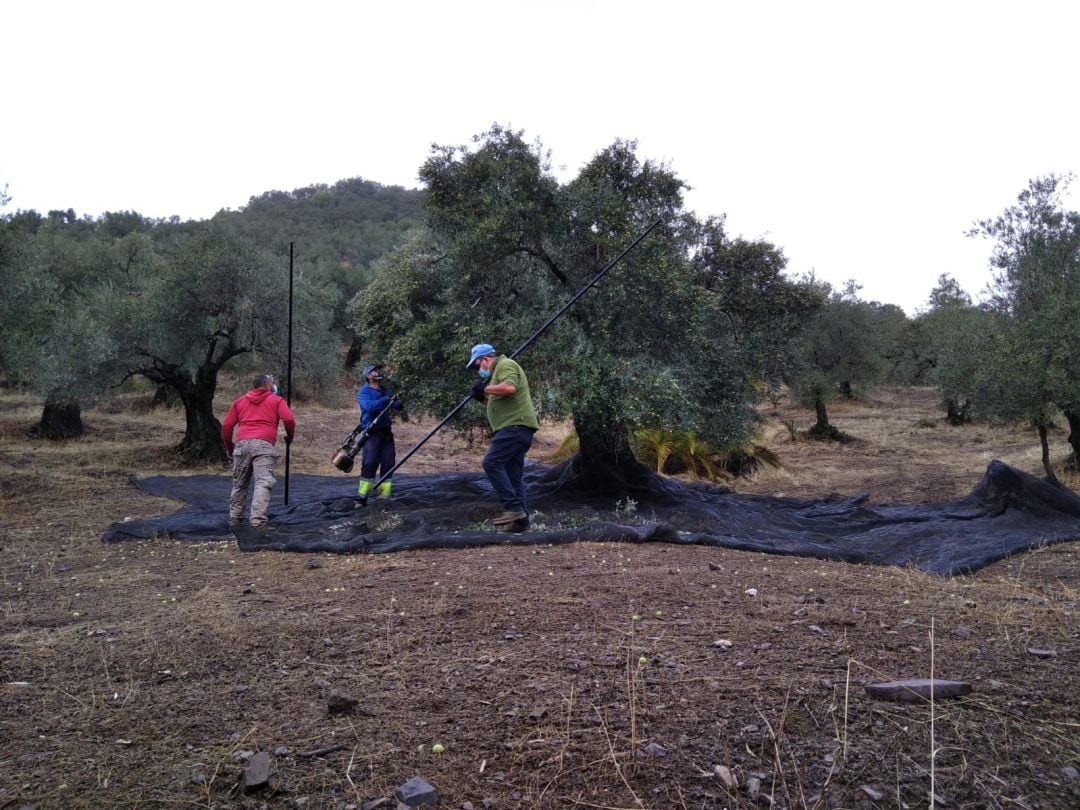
left=350, top=127, right=764, bottom=495
left=967, top=174, right=1080, bottom=476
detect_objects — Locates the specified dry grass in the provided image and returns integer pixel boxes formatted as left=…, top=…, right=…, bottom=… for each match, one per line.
left=1, top=385, right=1077, bottom=808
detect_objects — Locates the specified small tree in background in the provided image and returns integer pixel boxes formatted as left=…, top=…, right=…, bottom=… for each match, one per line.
left=789, top=281, right=888, bottom=440
left=914, top=274, right=980, bottom=424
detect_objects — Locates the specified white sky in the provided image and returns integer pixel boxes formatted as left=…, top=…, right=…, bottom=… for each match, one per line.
left=4, top=0, right=1078, bottom=314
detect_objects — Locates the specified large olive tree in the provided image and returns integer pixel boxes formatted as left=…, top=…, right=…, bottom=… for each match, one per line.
left=350, top=127, right=759, bottom=495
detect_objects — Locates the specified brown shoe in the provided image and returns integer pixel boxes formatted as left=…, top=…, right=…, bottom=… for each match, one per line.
left=492, top=510, right=527, bottom=525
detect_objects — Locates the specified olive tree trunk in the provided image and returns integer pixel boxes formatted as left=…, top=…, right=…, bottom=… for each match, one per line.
left=1038, top=422, right=1059, bottom=484
left=34, top=392, right=84, bottom=440
left=550, top=408, right=655, bottom=497
left=344, top=336, right=364, bottom=371
left=175, top=374, right=226, bottom=462
left=1065, top=407, right=1080, bottom=469
left=132, top=349, right=239, bottom=463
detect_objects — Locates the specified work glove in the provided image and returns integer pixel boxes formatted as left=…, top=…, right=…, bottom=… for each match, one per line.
left=471, top=379, right=488, bottom=402
left=284, top=435, right=293, bottom=445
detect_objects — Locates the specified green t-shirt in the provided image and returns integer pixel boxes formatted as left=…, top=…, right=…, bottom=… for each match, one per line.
left=486, top=356, right=539, bottom=433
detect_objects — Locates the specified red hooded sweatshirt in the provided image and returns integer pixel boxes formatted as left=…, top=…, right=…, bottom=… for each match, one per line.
left=221, top=388, right=296, bottom=454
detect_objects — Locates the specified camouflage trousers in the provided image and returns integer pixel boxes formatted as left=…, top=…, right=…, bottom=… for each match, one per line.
left=229, top=439, right=277, bottom=527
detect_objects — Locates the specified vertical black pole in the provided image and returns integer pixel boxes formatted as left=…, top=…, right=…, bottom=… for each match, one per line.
left=284, top=242, right=294, bottom=505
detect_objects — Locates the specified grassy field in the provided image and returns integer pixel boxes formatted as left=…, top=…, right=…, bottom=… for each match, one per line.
left=1, top=385, right=1077, bottom=809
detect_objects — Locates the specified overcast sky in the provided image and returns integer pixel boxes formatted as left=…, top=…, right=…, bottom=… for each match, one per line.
left=5, top=0, right=1078, bottom=313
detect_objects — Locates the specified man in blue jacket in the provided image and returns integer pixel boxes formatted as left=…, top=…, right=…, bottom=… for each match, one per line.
left=356, top=363, right=403, bottom=505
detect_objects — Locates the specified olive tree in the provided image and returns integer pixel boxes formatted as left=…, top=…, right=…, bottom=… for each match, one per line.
left=690, top=217, right=824, bottom=390
left=967, top=175, right=1080, bottom=476
left=912, top=274, right=982, bottom=423
left=105, top=224, right=338, bottom=461
left=786, top=281, right=892, bottom=439
left=0, top=208, right=120, bottom=437
left=350, top=127, right=759, bottom=495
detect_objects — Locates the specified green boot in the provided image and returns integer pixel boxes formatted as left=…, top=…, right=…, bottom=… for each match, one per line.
left=357, top=478, right=374, bottom=506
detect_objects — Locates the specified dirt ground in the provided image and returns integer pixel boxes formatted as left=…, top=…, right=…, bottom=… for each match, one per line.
left=1, top=386, right=1077, bottom=809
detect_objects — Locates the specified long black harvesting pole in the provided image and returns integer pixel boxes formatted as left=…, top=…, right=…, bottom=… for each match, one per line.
left=371, top=219, right=662, bottom=491
left=284, top=242, right=295, bottom=505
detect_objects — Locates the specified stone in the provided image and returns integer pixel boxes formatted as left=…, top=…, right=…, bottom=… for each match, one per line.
left=1025, top=647, right=1056, bottom=658
left=393, top=775, right=438, bottom=808
left=865, top=679, right=972, bottom=702
left=746, top=776, right=761, bottom=799
left=713, top=765, right=737, bottom=789
left=274, top=746, right=293, bottom=756
left=243, top=751, right=272, bottom=792
left=861, top=785, right=884, bottom=800
left=637, top=742, right=667, bottom=759
left=1062, top=766, right=1079, bottom=780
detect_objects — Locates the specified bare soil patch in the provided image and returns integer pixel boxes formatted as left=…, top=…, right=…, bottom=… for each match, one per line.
left=1, top=387, right=1077, bottom=808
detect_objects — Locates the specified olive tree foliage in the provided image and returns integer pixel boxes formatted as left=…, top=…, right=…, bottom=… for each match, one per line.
left=213, top=177, right=424, bottom=369
left=350, top=126, right=763, bottom=495
left=0, top=187, right=40, bottom=380
left=967, top=174, right=1080, bottom=478
left=690, top=217, right=824, bottom=390
left=905, top=274, right=985, bottom=423
left=102, top=223, right=340, bottom=461
left=788, top=281, right=899, bottom=439
left=0, top=205, right=122, bottom=437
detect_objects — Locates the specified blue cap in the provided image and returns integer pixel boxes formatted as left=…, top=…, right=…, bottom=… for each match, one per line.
left=466, top=343, right=496, bottom=369
left=362, top=364, right=384, bottom=379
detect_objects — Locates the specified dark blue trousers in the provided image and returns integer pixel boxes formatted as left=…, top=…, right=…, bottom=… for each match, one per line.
left=360, top=432, right=395, bottom=479
left=482, top=425, right=535, bottom=513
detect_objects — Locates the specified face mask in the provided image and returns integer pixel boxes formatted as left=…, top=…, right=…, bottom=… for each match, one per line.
left=478, top=368, right=492, bottom=380
left=272, top=384, right=279, bottom=395
left=373, top=373, right=384, bottom=383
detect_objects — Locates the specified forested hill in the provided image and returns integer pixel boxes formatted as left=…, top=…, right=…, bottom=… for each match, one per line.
left=213, top=176, right=424, bottom=273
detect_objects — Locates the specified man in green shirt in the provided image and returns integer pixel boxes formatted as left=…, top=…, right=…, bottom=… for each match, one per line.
left=466, top=343, right=539, bottom=526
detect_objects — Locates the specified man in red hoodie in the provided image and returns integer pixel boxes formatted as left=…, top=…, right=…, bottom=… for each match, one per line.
left=221, top=373, right=296, bottom=530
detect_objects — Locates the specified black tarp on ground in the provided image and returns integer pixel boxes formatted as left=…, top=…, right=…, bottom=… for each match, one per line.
left=101, top=460, right=1080, bottom=576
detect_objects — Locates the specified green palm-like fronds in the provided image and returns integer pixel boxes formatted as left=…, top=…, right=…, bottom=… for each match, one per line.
left=550, top=426, right=781, bottom=481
